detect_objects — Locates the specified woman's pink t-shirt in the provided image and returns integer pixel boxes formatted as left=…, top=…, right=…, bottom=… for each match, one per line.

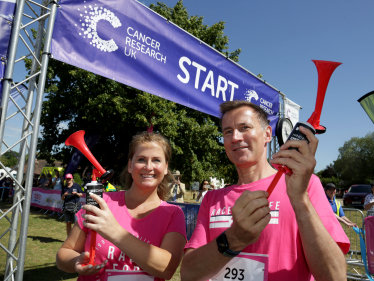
left=76, top=191, right=186, bottom=281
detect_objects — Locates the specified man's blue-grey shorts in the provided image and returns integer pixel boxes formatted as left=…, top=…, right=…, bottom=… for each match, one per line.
left=64, top=211, right=77, bottom=223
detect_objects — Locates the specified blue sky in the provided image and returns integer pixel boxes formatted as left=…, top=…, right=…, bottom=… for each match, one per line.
left=5, top=0, right=374, bottom=173
left=139, top=0, right=374, bottom=173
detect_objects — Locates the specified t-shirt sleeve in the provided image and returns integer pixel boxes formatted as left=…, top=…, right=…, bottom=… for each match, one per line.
left=185, top=194, right=210, bottom=251
left=76, top=208, right=89, bottom=234
left=164, top=206, right=187, bottom=241
left=364, top=194, right=373, bottom=206
left=308, top=175, right=350, bottom=254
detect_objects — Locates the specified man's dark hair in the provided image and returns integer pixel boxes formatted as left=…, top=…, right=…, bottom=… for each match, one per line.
left=220, top=101, right=270, bottom=129
left=325, top=183, right=336, bottom=190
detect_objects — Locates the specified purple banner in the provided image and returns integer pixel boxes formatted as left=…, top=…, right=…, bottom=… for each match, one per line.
left=0, top=63, right=5, bottom=101
left=64, top=134, right=100, bottom=176
left=0, top=0, right=16, bottom=98
left=51, top=0, right=279, bottom=131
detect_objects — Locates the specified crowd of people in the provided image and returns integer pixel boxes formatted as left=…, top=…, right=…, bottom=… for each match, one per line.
left=36, top=172, right=55, bottom=189
left=52, top=100, right=354, bottom=280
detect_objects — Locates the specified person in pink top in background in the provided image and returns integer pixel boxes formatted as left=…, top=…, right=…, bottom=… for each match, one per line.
left=181, top=101, right=349, bottom=281
left=56, top=132, right=187, bottom=281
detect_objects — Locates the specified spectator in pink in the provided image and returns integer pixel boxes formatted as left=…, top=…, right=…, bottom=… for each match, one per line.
left=56, top=132, right=186, bottom=281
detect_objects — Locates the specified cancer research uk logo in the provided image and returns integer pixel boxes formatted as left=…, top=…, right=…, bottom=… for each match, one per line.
left=33, top=193, right=41, bottom=203
left=76, top=4, right=122, bottom=52
left=244, top=89, right=274, bottom=115
left=74, top=4, right=167, bottom=63
left=244, top=90, right=259, bottom=103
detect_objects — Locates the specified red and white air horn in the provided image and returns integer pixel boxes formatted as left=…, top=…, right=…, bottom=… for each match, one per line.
left=65, top=130, right=114, bottom=181
left=307, top=60, right=342, bottom=134
left=65, top=130, right=114, bottom=266
left=267, top=60, right=341, bottom=198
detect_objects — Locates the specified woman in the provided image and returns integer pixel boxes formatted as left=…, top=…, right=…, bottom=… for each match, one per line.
left=52, top=169, right=64, bottom=190
left=56, top=132, right=187, bottom=281
left=364, top=183, right=374, bottom=216
left=61, top=173, right=83, bottom=236
left=196, top=180, right=212, bottom=203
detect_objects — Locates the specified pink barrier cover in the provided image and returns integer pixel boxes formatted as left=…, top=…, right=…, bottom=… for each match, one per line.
left=365, top=216, right=374, bottom=274
left=31, top=187, right=86, bottom=212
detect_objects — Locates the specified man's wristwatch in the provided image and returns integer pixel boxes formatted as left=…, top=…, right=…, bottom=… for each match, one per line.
left=216, top=231, right=241, bottom=258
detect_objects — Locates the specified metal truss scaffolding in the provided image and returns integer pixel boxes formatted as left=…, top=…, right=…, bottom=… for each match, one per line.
left=0, top=0, right=57, bottom=280
left=0, top=0, right=287, bottom=280
left=267, top=93, right=286, bottom=161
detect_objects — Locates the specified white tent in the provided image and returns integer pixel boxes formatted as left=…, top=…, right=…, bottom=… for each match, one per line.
left=0, top=167, right=17, bottom=178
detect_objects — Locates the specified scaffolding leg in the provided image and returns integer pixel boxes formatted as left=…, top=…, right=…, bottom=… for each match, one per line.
left=1, top=0, right=58, bottom=279
left=14, top=2, right=58, bottom=279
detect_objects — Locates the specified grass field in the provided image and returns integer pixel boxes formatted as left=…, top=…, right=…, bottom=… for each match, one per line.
left=0, top=200, right=79, bottom=281
left=0, top=195, right=367, bottom=280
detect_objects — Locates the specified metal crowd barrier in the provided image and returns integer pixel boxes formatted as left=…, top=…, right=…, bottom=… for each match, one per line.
left=169, top=202, right=200, bottom=240
left=342, top=207, right=374, bottom=280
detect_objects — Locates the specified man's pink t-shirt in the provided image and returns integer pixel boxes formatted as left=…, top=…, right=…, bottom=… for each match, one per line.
left=76, top=191, right=187, bottom=281
left=185, top=174, right=350, bottom=281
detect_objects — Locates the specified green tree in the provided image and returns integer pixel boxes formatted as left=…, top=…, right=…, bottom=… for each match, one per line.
left=319, top=164, right=337, bottom=179
left=0, top=151, right=19, bottom=168
left=28, top=1, right=241, bottom=185
left=314, top=163, right=341, bottom=188
left=333, top=132, right=374, bottom=185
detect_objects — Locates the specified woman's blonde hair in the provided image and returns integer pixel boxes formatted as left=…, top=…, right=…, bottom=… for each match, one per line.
left=64, top=178, right=75, bottom=185
left=120, top=132, right=173, bottom=200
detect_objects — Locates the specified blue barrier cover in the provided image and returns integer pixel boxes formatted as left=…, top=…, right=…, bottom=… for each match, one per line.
left=169, top=202, right=200, bottom=240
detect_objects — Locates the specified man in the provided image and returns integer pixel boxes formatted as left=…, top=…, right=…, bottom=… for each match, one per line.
left=181, top=101, right=349, bottom=281
left=167, top=170, right=185, bottom=203
left=325, top=183, right=357, bottom=228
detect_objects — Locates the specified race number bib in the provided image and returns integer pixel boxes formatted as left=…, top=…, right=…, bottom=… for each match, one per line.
left=104, top=270, right=154, bottom=281
left=209, top=253, right=268, bottom=281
